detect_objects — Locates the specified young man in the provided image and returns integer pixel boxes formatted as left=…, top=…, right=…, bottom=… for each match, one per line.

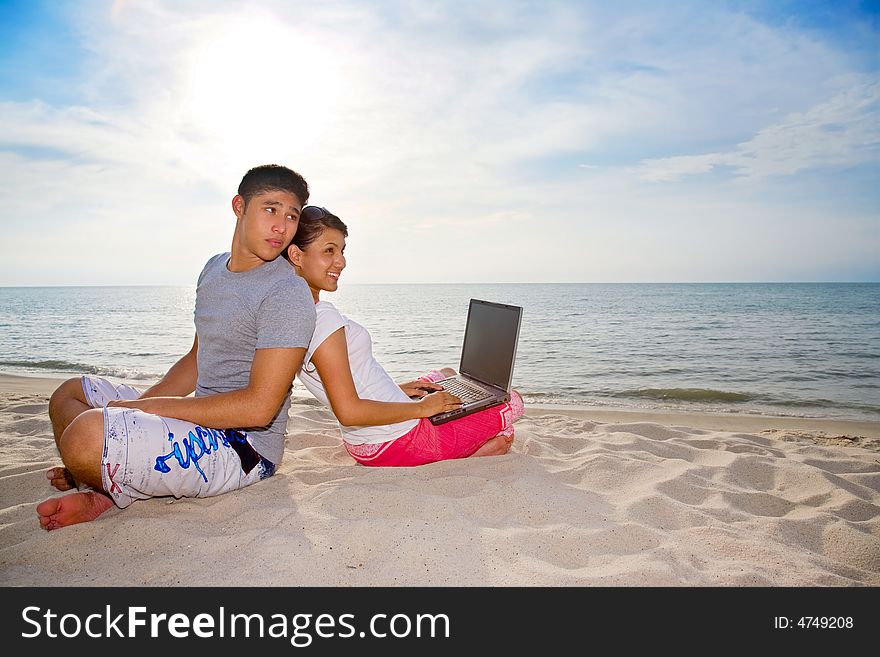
left=38, top=164, right=316, bottom=530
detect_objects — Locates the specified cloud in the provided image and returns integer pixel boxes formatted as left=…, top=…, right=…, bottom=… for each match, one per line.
left=0, top=1, right=877, bottom=284
left=636, top=76, right=880, bottom=181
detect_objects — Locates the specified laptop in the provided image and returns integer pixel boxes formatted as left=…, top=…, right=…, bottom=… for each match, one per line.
left=428, top=298, right=523, bottom=425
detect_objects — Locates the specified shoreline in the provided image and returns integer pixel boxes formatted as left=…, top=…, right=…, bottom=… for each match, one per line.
left=524, top=404, right=880, bottom=440
left=4, top=372, right=879, bottom=440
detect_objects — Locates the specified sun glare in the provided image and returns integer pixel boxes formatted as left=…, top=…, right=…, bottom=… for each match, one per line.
left=182, top=16, right=345, bottom=158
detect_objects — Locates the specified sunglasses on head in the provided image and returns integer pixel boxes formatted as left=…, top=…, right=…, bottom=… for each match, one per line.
left=301, top=206, right=330, bottom=220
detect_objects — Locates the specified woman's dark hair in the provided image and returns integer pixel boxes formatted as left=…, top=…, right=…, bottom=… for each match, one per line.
left=290, top=206, right=348, bottom=252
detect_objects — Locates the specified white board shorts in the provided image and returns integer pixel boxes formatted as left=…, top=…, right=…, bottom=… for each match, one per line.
left=81, top=375, right=276, bottom=509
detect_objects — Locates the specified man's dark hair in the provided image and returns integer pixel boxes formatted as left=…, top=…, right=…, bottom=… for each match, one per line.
left=238, top=164, right=309, bottom=207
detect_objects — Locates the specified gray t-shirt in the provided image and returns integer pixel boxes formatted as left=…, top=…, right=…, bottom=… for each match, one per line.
left=194, top=253, right=315, bottom=464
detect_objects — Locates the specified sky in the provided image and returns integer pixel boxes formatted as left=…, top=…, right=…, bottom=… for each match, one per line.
left=0, top=0, right=877, bottom=285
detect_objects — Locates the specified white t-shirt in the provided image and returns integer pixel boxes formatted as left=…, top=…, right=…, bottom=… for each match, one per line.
left=298, top=300, right=418, bottom=445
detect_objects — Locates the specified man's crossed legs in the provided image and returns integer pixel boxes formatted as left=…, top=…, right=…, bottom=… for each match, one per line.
left=39, top=376, right=275, bottom=530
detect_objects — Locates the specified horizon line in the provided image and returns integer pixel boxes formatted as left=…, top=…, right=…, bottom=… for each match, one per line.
left=1, top=281, right=879, bottom=288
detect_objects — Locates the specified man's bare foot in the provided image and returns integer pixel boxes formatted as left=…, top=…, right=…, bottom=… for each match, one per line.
left=36, top=491, right=114, bottom=530
left=46, top=466, right=77, bottom=491
left=470, top=432, right=515, bottom=457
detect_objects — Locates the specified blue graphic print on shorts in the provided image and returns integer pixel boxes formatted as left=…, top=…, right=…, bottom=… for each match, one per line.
left=154, top=426, right=232, bottom=483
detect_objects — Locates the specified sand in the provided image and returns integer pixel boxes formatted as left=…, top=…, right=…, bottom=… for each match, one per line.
left=0, top=373, right=878, bottom=586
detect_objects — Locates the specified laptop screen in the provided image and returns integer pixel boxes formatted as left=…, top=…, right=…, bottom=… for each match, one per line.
left=459, top=299, right=522, bottom=390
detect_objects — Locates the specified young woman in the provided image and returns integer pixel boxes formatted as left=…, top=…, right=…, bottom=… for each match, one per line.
left=286, top=206, right=524, bottom=467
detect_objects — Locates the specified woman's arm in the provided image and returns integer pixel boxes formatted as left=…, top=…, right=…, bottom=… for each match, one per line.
left=311, top=329, right=461, bottom=427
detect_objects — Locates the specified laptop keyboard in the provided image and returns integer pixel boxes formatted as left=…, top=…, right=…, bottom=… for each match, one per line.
left=439, top=378, right=492, bottom=404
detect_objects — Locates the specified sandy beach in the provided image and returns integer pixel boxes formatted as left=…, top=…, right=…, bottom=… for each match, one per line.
left=0, top=373, right=878, bottom=586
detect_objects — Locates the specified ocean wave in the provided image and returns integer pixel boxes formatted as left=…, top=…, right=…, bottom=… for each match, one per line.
left=759, top=395, right=880, bottom=415
left=618, top=388, right=755, bottom=403
left=0, top=359, right=160, bottom=381
left=608, top=388, right=880, bottom=417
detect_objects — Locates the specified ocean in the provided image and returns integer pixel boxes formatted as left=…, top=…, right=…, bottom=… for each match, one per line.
left=1, top=283, right=878, bottom=420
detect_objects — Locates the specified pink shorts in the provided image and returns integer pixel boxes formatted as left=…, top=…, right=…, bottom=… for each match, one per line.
left=344, top=371, right=524, bottom=467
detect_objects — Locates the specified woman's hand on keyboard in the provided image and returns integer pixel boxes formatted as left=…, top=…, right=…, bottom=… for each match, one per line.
left=400, top=380, right=443, bottom=398
left=417, top=391, right=462, bottom=418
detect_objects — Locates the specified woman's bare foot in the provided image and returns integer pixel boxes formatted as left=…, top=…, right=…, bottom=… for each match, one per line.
left=36, top=491, right=114, bottom=530
left=46, top=466, right=77, bottom=491
left=470, top=432, right=515, bottom=457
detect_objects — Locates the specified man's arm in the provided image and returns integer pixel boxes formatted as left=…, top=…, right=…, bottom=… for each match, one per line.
left=139, top=334, right=199, bottom=399
left=108, top=346, right=305, bottom=428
